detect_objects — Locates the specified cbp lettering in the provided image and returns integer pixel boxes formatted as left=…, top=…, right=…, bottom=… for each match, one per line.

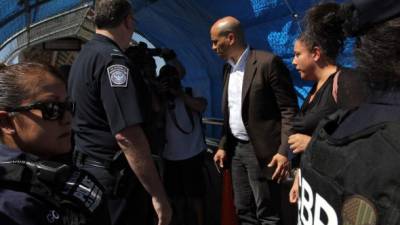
left=298, top=174, right=338, bottom=225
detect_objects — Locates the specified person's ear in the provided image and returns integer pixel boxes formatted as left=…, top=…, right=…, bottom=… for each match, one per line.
left=312, top=46, right=321, bottom=61
left=124, top=14, right=134, bottom=30
left=227, top=32, right=235, bottom=45
left=123, top=16, right=130, bottom=29
left=0, top=111, right=16, bottom=135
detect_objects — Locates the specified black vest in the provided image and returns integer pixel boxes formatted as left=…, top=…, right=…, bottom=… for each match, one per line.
left=299, top=110, right=400, bottom=225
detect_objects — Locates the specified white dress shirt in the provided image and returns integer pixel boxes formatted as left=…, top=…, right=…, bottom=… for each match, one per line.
left=227, top=46, right=250, bottom=141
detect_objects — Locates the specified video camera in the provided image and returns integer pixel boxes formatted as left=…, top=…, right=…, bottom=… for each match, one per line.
left=125, top=42, right=176, bottom=65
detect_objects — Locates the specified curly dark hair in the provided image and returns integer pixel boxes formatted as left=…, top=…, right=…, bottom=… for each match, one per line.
left=299, top=2, right=345, bottom=61
left=353, top=17, right=400, bottom=91
left=95, top=0, right=132, bottom=29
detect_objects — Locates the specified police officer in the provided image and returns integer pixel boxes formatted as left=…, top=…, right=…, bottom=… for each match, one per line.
left=0, top=62, right=107, bottom=225
left=68, top=1, right=172, bottom=225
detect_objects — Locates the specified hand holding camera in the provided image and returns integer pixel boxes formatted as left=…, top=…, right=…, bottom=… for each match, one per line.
left=157, top=65, right=182, bottom=100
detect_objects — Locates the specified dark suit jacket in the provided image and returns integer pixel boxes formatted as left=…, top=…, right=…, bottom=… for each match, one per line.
left=218, top=49, right=298, bottom=162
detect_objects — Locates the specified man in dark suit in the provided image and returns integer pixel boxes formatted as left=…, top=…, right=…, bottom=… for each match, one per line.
left=210, top=16, right=298, bottom=225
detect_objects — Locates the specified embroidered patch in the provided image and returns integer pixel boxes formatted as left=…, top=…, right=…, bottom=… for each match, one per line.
left=107, top=64, right=129, bottom=87
left=342, top=195, right=377, bottom=225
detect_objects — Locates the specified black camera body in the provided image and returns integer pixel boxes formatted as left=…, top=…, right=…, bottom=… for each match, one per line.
left=125, top=42, right=176, bottom=65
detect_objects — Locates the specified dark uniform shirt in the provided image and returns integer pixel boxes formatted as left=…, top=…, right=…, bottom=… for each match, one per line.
left=0, top=145, right=86, bottom=225
left=68, top=34, right=142, bottom=161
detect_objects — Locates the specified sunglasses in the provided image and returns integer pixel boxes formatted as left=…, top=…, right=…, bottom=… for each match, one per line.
left=6, top=101, right=73, bottom=121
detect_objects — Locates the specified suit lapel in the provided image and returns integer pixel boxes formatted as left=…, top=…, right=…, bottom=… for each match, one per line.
left=242, top=50, right=257, bottom=103
left=221, top=64, right=232, bottom=114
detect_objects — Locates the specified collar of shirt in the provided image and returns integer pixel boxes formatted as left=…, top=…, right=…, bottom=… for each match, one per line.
left=93, top=33, right=124, bottom=53
left=228, top=46, right=250, bottom=72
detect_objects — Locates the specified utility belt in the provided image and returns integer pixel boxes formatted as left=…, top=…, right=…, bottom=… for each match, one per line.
left=73, top=151, right=135, bottom=197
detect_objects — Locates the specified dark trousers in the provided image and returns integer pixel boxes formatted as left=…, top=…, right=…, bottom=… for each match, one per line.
left=75, top=158, right=154, bottom=225
left=231, top=142, right=281, bottom=225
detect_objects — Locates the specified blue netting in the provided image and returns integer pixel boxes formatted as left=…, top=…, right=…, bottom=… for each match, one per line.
left=0, top=1, right=22, bottom=22
left=31, top=0, right=83, bottom=23
left=1, top=15, right=25, bottom=46
left=0, top=0, right=92, bottom=46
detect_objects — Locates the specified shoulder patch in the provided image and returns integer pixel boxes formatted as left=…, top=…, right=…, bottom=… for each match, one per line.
left=107, top=64, right=129, bottom=87
left=110, top=48, right=124, bottom=58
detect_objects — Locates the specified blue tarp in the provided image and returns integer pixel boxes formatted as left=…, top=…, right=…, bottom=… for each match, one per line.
left=0, top=0, right=355, bottom=137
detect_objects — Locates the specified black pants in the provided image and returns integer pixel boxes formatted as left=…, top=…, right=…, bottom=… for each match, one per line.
left=231, top=142, right=281, bottom=225
left=75, top=157, right=154, bottom=225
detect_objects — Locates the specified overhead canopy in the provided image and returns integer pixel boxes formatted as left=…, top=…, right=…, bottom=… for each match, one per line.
left=0, top=0, right=355, bottom=136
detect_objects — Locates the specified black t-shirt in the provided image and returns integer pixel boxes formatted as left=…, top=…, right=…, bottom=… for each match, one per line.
left=293, top=68, right=369, bottom=136
left=293, top=75, right=338, bottom=136
left=292, top=68, right=369, bottom=167
left=68, top=34, right=142, bottom=160
left=293, top=68, right=370, bottom=135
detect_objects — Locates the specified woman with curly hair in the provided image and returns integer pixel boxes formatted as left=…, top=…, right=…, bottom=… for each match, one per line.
left=288, top=2, right=369, bottom=203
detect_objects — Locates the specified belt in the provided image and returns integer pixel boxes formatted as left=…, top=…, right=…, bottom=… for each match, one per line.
left=233, top=136, right=250, bottom=144
left=74, top=151, right=113, bottom=169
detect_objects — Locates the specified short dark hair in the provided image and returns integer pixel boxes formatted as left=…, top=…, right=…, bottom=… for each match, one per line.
left=299, top=3, right=345, bottom=61
left=94, top=0, right=133, bottom=29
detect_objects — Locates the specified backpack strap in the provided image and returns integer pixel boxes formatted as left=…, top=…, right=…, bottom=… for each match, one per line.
left=332, top=69, right=340, bottom=103
left=168, top=99, right=195, bottom=134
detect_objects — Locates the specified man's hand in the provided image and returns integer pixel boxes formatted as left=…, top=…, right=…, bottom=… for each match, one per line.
left=152, top=196, right=172, bottom=225
left=213, top=149, right=227, bottom=168
left=267, top=153, right=289, bottom=183
left=288, top=133, right=311, bottom=154
left=289, top=172, right=300, bottom=204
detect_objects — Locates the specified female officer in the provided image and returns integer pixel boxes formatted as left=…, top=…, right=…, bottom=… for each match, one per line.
left=288, top=3, right=369, bottom=203
left=0, top=62, right=107, bottom=225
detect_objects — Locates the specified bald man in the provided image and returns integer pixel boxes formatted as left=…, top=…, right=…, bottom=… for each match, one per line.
left=211, top=16, right=298, bottom=225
